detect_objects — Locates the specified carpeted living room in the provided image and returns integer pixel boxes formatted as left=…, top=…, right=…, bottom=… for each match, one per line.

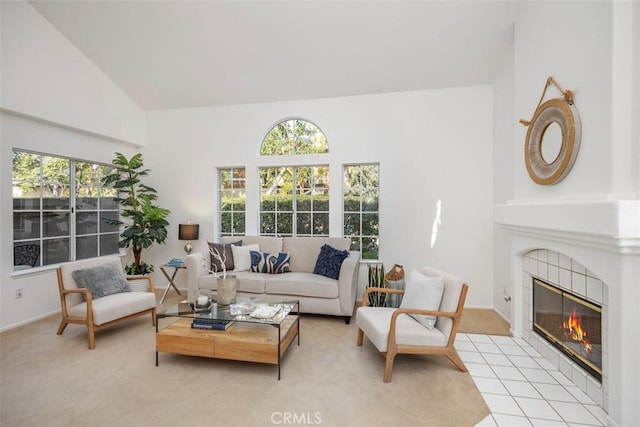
left=2, top=1, right=638, bottom=427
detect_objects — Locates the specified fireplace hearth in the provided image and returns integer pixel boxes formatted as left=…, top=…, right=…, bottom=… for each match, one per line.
left=533, top=278, right=602, bottom=382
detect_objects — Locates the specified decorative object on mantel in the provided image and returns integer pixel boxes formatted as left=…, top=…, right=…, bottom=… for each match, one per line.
left=519, top=76, right=581, bottom=185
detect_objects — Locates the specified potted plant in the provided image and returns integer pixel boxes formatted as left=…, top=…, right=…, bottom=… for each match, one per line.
left=102, top=152, right=171, bottom=275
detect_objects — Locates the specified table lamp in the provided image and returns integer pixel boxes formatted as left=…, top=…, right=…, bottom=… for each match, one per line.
left=178, top=223, right=199, bottom=254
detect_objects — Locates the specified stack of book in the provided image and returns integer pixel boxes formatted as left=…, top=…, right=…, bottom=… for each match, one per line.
left=166, top=258, right=184, bottom=267
left=191, top=317, right=233, bottom=331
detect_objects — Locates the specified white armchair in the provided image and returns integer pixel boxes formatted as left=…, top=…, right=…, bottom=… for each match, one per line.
left=356, top=267, right=468, bottom=382
left=56, top=256, right=157, bottom=349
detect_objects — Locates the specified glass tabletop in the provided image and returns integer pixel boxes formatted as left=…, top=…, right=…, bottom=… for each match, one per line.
left=159, top=297, right=299, bottom=326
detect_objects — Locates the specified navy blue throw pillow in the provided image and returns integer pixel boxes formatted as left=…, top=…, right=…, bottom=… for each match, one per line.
left=313, top=244, right=349, bottom=280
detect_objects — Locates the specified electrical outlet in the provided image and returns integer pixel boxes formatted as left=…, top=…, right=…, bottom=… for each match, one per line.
left=15, top=288, right=23, bottom=299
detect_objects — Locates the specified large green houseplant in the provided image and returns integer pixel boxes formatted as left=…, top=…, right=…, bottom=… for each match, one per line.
left=102, top=152, right=171, bottom=275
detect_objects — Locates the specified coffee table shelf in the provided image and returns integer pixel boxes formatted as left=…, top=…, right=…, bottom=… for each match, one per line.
left=156, top=299, right=300, bottom=379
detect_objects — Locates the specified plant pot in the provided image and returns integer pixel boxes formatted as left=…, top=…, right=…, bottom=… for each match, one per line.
left=216, top=275, right=238, bottom=305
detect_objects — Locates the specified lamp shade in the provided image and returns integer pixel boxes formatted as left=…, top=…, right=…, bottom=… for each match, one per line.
left=178, top=223, right=199, bottom=241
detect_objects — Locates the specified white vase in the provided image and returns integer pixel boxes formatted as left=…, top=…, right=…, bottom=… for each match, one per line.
left=216, top=275, right=238, bottom=305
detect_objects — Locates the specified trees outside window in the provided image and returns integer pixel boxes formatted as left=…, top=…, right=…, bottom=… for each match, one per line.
left=259, top=166, right=329, bottom=237
left=219, top=168, right=246, bottom=237
left=12, top=150, right=119, bottom=270
left=344, top=164, right=380, bottom=259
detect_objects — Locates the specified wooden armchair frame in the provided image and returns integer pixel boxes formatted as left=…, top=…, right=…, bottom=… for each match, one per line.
left=56, top=268, right=157, bottom=349
left=356, top=283, right=468, bottom=383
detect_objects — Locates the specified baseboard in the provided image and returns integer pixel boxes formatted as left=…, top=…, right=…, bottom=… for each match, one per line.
left=0, top=309, right=61, bottom=334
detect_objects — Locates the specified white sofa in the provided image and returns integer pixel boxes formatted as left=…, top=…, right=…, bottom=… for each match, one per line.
left=185, top=236, right=360, bottom=323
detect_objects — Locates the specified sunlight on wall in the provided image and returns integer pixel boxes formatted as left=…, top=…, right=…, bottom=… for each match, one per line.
left=430, top=199, right=442, bottom=248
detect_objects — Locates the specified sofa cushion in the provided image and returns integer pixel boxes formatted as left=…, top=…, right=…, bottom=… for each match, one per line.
left=250, top=251, right=291, bottom=274
left=72, top=262, right=131, bottom=299
left=265, top=272, right=339, bottom=298
left=208, top=240, right=241, bottom=273
left=313, top=244, right=350, bottom=279
left=226, top=271, right=268, bottom=294
left=283, top=237, right=350, bottom=272
left=231, top=244, right=260, bottom=271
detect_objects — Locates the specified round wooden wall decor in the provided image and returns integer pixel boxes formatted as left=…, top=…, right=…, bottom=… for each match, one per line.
left=520, top=77, right=581, bottom=185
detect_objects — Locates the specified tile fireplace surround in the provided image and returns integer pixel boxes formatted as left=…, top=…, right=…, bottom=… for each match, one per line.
left=495, top=200, right=640, bottom=427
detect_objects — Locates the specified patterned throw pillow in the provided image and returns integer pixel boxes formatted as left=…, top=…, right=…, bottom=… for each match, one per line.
left=208, top=240, right=242, bottom=274
left=250, top=251, right=291, bottom=274
left=313, top=244, right=350, bottom=280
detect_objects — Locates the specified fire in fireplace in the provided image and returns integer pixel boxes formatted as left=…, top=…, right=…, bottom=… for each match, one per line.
left=532, top=278, right=602, bottom=381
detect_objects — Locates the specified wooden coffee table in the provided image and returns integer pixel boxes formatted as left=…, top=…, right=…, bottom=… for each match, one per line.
left=156, top=299, right=299, bottom=379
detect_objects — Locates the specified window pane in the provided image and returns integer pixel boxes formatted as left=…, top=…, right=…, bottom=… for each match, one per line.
left=43, top=212, right=70, bottom=237
left=362, top=237, right=379, bottom=260
left=313, top=213, right=329, bottom=235
left=100, top=234, right=119, bottom=256
left=14, top=212, right=40, bottom=240
left=76, top=235, right=98, bottom=260
left=100, top=212, right=119, bottom=232
left=43, top=238, right=70, bottom=265
left=260, top=212, right=275, bottom=234
left=343, top=213, right=360, bottom=236
left=76, top=212, right=98, bottom=235
left=76, top=196, right=98, bottom=210
left=297, top=213, right=311, bottom=235
left=277, top=212, right=293, bottom=234
left=13, top=241, right=41, bottom=269
left=233, top=212, right=246, bottom=234
left=100, top=196, right=118, bottom=209
left=220, top=212, right=233, bottom=234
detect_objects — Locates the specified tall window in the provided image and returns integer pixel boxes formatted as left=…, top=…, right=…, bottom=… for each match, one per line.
left=343, top=164, right=380, bottom=259
left=12, top=150, right=119, bottom=270
left=259, top=166, right=329, bottom=237
left=258, top=118, right=330, bottom=237
left=218, top=168, right=246, bottom=237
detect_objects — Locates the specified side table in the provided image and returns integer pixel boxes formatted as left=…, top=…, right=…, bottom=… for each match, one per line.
left=159, top=264, right=185, bottom=304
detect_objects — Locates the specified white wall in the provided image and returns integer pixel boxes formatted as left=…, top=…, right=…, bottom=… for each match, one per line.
left=0, top=0, right=145, bottom=145
left=0, top=1, right=145, bottom=330
left=144, top=87, right=496, bottom=309
left=0, top=112, right=140, bottom=329
left=512, top=1, right=637, bottom=201
left=492, top=42, right=514, bottom=320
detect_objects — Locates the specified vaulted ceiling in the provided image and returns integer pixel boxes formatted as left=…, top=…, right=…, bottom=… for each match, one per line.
left=29, top=1, right=518, bottom=111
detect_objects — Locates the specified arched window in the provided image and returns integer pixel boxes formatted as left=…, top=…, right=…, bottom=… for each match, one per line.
left=260, top=119, right=328, bottom=155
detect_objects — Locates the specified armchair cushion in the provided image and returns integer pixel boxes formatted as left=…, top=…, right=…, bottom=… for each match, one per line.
left=356, top=308, right=448, bottom=352
left=67, top=291, right=156, bottom=326
left=72, top=262, right=130, bottom=299
left=399, top=268, right=444, bottom=329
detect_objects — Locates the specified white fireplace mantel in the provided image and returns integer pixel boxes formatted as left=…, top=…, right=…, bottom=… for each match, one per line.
left=495, top=199, right=640, bottom=427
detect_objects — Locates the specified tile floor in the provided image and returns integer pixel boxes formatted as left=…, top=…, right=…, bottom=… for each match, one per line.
left=454, top=333, right=608, bottom=427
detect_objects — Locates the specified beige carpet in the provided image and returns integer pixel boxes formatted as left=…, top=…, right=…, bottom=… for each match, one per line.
left=1, top=293, right=491, bottom=427
left=459, top=308, right=511, bottom=336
